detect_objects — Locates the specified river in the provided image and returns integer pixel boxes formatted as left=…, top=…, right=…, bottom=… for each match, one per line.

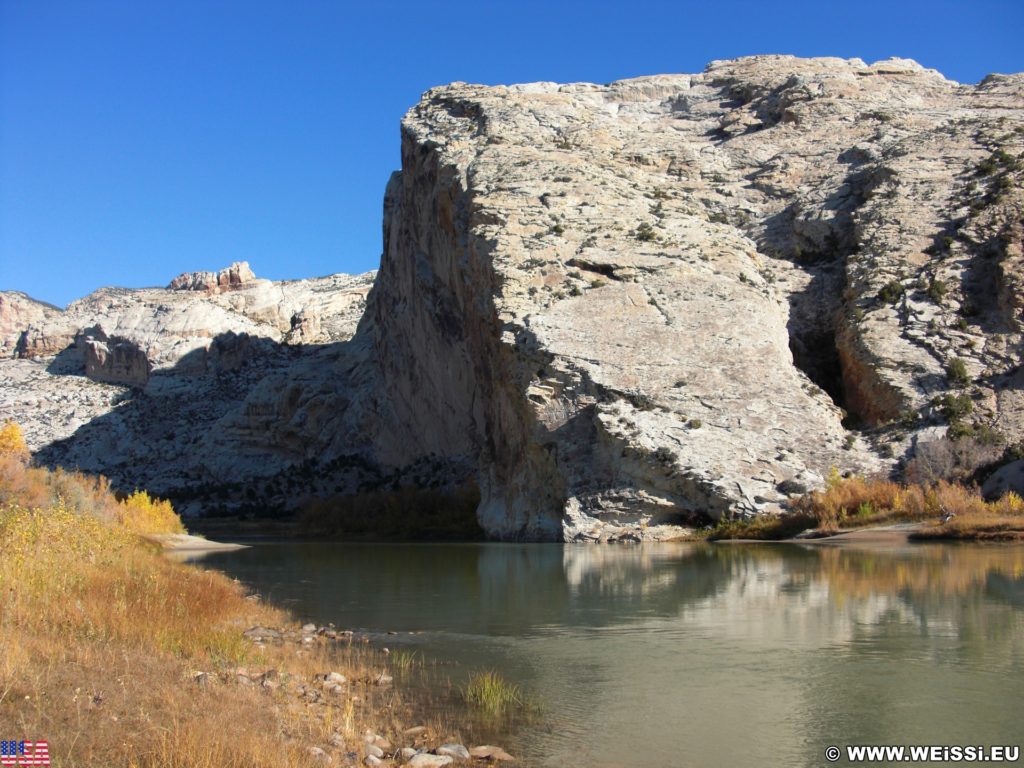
left=187, top=541, right=1024, bottom=767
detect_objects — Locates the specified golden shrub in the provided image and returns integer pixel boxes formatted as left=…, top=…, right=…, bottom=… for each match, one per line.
left=117, top=489, right=186, bottom=535
left=0, top=420, right=29, bottom=461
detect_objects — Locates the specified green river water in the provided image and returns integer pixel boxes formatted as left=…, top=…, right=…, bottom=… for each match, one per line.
left=188, top=541, right=1024, bottom=767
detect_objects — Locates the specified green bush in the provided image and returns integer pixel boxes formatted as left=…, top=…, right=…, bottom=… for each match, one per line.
left=878, top=279, right=904, bottom=304
left=635, top=222, right=657, bottom=242
left=927, top=279, right=948, bottom=303
left=946, top=358, right=970, bottom=387
left=937, top=393, right=972, bottom=420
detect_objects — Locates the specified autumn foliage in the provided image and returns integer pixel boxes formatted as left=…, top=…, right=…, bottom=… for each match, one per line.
left=0, top=424, right=431, bottom=766
left=781, top=469, right=1024, bottom=540
left=118, top=488, right=186, bottom=534
left=0, top=420, right=29, bottom=461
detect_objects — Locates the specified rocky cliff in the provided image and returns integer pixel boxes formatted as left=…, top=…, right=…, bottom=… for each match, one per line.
left=3, top=56, right=1023, bottom=540
left=368, top=55, right=1023, bottom=539
left=0, top=264, right=376, bottom=514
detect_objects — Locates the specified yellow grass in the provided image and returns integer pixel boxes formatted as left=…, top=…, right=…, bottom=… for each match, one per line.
left=712, top=468, right=1024, bottom=540
left=0, top=443, right=461, bottom=766
left=799, top=471, right=1024, bottom=539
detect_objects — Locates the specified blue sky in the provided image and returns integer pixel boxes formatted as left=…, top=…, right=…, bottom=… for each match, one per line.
left=2, top=1, right=1023, bottom=307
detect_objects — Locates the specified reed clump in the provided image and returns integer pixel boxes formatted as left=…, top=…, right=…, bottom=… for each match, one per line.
left=461, top=671, right=522, bottom=717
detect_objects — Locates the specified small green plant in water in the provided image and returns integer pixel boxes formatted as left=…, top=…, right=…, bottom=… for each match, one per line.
left=462, top=671, right=522, bottom=717
left=390, top=649, right=422, bottom=672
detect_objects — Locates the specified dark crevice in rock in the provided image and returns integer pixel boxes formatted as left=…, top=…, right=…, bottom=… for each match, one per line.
left=962, top=227, right=1020, bottom=335
left=789, top=323, right=848, bottom=416
left=757, top=161, right=883, bottom=426
left=565, top=258, right=623, bottom=281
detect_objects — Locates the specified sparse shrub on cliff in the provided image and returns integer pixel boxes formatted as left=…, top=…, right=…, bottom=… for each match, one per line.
left=634, top=222, right=657, bottom=242
left=937, top=392, right=973, bottom=420
left=878, top=279, right=904, bottom=304
left=946, top=357, right=971, bottom=386
left=624, top=391, right=657, bottom=411
left=976, top=155, right=999, bottom=176
left=927, top=278, right=948, bottom=303
left=653, top=447, right=675, bottom=465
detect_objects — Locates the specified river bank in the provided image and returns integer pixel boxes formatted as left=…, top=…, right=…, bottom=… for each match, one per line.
left=0, top=449, right=519, bottom=767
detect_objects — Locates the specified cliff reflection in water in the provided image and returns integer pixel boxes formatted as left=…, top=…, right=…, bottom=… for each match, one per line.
left=196, top=541, right=1024, bottom=768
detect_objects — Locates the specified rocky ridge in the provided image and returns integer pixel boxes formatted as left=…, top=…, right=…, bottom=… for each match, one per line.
left=0, top=264, right=376, bottom=513
left=3, top=56, right=1023, bottom=540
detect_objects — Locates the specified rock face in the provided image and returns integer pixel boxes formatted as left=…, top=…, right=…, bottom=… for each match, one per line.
left=0, top=292, right=64, bottom=357
left=367, top=55, right=1023, bottom=539
left=0, top=266, right=375, bottom=513
left=79, top=327, right=153, bottom=387
left=168, top=261, right=257, bottom=293
left=3, top=56, right=1023, bottom=540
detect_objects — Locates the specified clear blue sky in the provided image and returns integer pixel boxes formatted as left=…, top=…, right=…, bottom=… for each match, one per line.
left=2, top=0, right=1023, bottom=307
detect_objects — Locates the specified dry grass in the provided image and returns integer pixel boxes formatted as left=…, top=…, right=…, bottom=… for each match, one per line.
left=711, top=468, right=1024, bottom=541
left=0, top=451, right=462, bottom=766
left=704, top=511, right=817, bottom=541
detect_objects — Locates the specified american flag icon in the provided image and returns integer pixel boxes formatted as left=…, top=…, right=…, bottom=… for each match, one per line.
left=0, top=741, right=50, bottom=766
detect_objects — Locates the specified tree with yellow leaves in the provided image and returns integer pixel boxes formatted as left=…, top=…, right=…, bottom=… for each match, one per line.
left=117, top=489, right=186, bottom=534
left=0, top=420, right=30, bottom=462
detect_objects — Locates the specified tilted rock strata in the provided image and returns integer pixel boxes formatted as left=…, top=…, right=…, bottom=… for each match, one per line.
left=0, top=292, right=63, bottom=357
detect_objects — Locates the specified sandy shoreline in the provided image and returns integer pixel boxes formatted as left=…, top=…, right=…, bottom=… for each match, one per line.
left=712, top=524, right=927, bottom=547
left=789, top=524, right=924, bottom=546
left=147, top=532, right=249, bottom=553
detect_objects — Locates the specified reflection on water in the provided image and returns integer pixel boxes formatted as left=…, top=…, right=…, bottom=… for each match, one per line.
left=193, top=542, right=1024, bottom=768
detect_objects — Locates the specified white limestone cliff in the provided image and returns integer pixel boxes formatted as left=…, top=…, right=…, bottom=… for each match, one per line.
left=2, top=56, right=1023, bottom=540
